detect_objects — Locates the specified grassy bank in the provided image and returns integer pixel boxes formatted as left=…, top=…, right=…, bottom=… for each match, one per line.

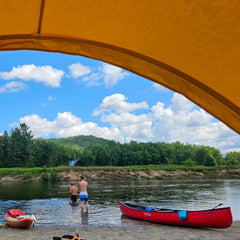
left=0, top=165, right=240, bottom=182
left=0, top=167, right=62, bottom=181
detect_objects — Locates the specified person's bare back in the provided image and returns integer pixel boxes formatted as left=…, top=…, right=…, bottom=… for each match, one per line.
left=78, top=175, right=89, bottom=211
left=79, top=179, right=88, bottom=192
left=69, top=183, right=79, bottom=205
left=70, top=184, right=78, bottom=195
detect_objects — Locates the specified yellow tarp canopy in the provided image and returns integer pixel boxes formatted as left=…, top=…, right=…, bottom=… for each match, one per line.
left=0, top=0, right=240, bottom=134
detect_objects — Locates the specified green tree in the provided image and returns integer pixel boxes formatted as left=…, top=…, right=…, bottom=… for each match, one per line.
left=9, top=128, right=22, bottom=167
left=0, top=131, right=10, bottom=167
left=225, top=152, right=240, bottom=166
left=78, top=149, right=95, bottom=166
left=194, top=147, right=215, bottom=166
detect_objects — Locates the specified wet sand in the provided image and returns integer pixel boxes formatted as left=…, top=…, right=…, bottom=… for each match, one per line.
left=0, top=222, right=240, bottom=240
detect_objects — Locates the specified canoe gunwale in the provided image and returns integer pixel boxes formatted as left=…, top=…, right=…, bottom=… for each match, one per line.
left=119, top=201, right=231, bottom=213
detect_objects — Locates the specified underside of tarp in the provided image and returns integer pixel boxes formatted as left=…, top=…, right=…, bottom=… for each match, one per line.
left=0, top=0, right=240, bottom=134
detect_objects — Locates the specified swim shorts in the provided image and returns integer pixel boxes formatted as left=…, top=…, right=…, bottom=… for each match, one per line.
left=80, top=192, right=88, bottom=202
left=71, top=195, right=77, bottom=202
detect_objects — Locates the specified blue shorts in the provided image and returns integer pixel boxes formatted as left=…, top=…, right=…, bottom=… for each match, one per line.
left=80, top=192, right=88, bottom=202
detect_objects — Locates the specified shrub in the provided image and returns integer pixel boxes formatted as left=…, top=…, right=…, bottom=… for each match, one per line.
left=183, top=159, right=195, bottom=167
left=50, top=169, right=62, bottom=181
left=40, top=171, right=49, bottom=182
left=22, top=172, right=32, bottom=179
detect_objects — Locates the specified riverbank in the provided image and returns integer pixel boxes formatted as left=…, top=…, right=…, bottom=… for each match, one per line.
left=1, top=221, right=240, bottom=240
left=0, top=167, right=240, bottom=182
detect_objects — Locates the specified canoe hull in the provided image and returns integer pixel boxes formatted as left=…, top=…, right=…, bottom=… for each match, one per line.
left=119, top=202, right=232, bottom=229
left=4, top=209, right=34, bottom=228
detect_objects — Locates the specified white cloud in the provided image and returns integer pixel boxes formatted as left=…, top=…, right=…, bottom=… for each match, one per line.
left=68, top=63, right=91, bottom=78
left=18, top=93, right=240, bottom=153
left=0, top=81, right=27, bottom=93
left=171, top=93, right=195, bottom=112
left=0, top=64, right=64, bottom=87
left=41, top=96, right=57, bottom=106
left=101, top=112, right=153, bottom=141
left=82, top=73, right=102, bottom=87
left=9, top=122, right=18, bottom=128
left=93, top=93, right=148, bottom=116
left=71, top=62, right=128, bottom=87
left=19, top=112, right=123, bottom=141
left=150, top=93, right=240, bottom=153
left=102, top=63, right=128, bottom=87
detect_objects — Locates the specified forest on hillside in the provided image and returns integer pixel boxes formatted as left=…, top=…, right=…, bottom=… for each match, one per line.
left=0, top=124, right=240, bottom=168
left=47, top=135, right=108, bottom=149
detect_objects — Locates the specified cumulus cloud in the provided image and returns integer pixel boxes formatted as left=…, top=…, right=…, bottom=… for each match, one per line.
left=71, top=62, right=128, bottom=87
left=170, top=93, right=195, bottom=112
left=93, top=93, right=240, bottom=151
left=0, top=81, right=27, bottom=93
left=93, top=93, right=148, bottom=116
left=102, top=63, right=128, bottom=87
left=18, top=92, right=240, bottom=153
left=150, top=93, right=239, bottom=153
left=82, top=73, right=102, bottom=87
left=0, top=64, right=64, bottom=87
left=68, top=63, right=91, bottom=78
left=19, top=112, right=123, bottom=141
left=101, top=112, right=153, bottom=142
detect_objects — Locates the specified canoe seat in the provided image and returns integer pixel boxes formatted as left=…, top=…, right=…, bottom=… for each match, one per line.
left=157, top=210, right=176, bottom=212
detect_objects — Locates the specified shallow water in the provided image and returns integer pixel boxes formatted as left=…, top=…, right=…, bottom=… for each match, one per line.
left=0, top=179, right=239, bottom=226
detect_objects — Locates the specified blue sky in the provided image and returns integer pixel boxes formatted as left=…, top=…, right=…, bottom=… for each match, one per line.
left=0, top=50, right=239, bottom=153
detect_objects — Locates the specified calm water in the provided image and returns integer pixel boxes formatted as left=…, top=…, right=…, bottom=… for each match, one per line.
left=0, top=179, right=240, bottom=227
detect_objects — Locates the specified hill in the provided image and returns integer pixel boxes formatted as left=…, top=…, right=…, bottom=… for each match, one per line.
left=47, top=135, right=109, bottom=149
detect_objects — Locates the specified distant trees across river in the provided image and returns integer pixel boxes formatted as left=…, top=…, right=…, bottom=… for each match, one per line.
left=0, top=123, right=239, bottom=168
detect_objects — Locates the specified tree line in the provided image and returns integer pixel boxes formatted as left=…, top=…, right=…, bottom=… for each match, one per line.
left=0, top=124, right=239, bottom=168
left=75, top=140, right=240, bottom=167
left=0, top=123, right=80, bottom=168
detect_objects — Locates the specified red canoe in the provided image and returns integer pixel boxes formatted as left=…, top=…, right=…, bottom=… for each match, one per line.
left=119, top=202, right=232, bottom=229
left=4, top=209, right=37, bottom=228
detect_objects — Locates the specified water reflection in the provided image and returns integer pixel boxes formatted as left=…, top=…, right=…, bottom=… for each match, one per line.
left=120, top=214, right=155, bottom=226
left=80, top=210, right=89, bottom=226
left=0, top=179, right=239, bottom=226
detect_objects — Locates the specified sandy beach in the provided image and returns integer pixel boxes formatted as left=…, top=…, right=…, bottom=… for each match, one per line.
left=0, top=221, right=240, bottom=240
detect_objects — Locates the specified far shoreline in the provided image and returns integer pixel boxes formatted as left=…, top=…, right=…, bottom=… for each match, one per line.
left=0, top=166, right=240, bottom=183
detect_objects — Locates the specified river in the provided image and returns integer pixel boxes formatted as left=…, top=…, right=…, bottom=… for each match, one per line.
left=0, top=179, right=239, bottom=226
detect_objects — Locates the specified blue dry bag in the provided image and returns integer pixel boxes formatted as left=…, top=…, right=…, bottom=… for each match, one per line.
left=178, top=210, right=187, bottom=220
left=145, top=207, right=152, bottom=211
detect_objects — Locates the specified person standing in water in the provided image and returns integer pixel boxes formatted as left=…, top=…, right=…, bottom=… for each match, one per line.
left=69, top=182, right=79, bottom=206
left=78, top=175, right=89, bottom=212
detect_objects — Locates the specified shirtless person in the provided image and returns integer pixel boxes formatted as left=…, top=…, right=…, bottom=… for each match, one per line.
left=69, top=182, right=79, bottom=206
left=78, top=175, right=89, bottom=211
